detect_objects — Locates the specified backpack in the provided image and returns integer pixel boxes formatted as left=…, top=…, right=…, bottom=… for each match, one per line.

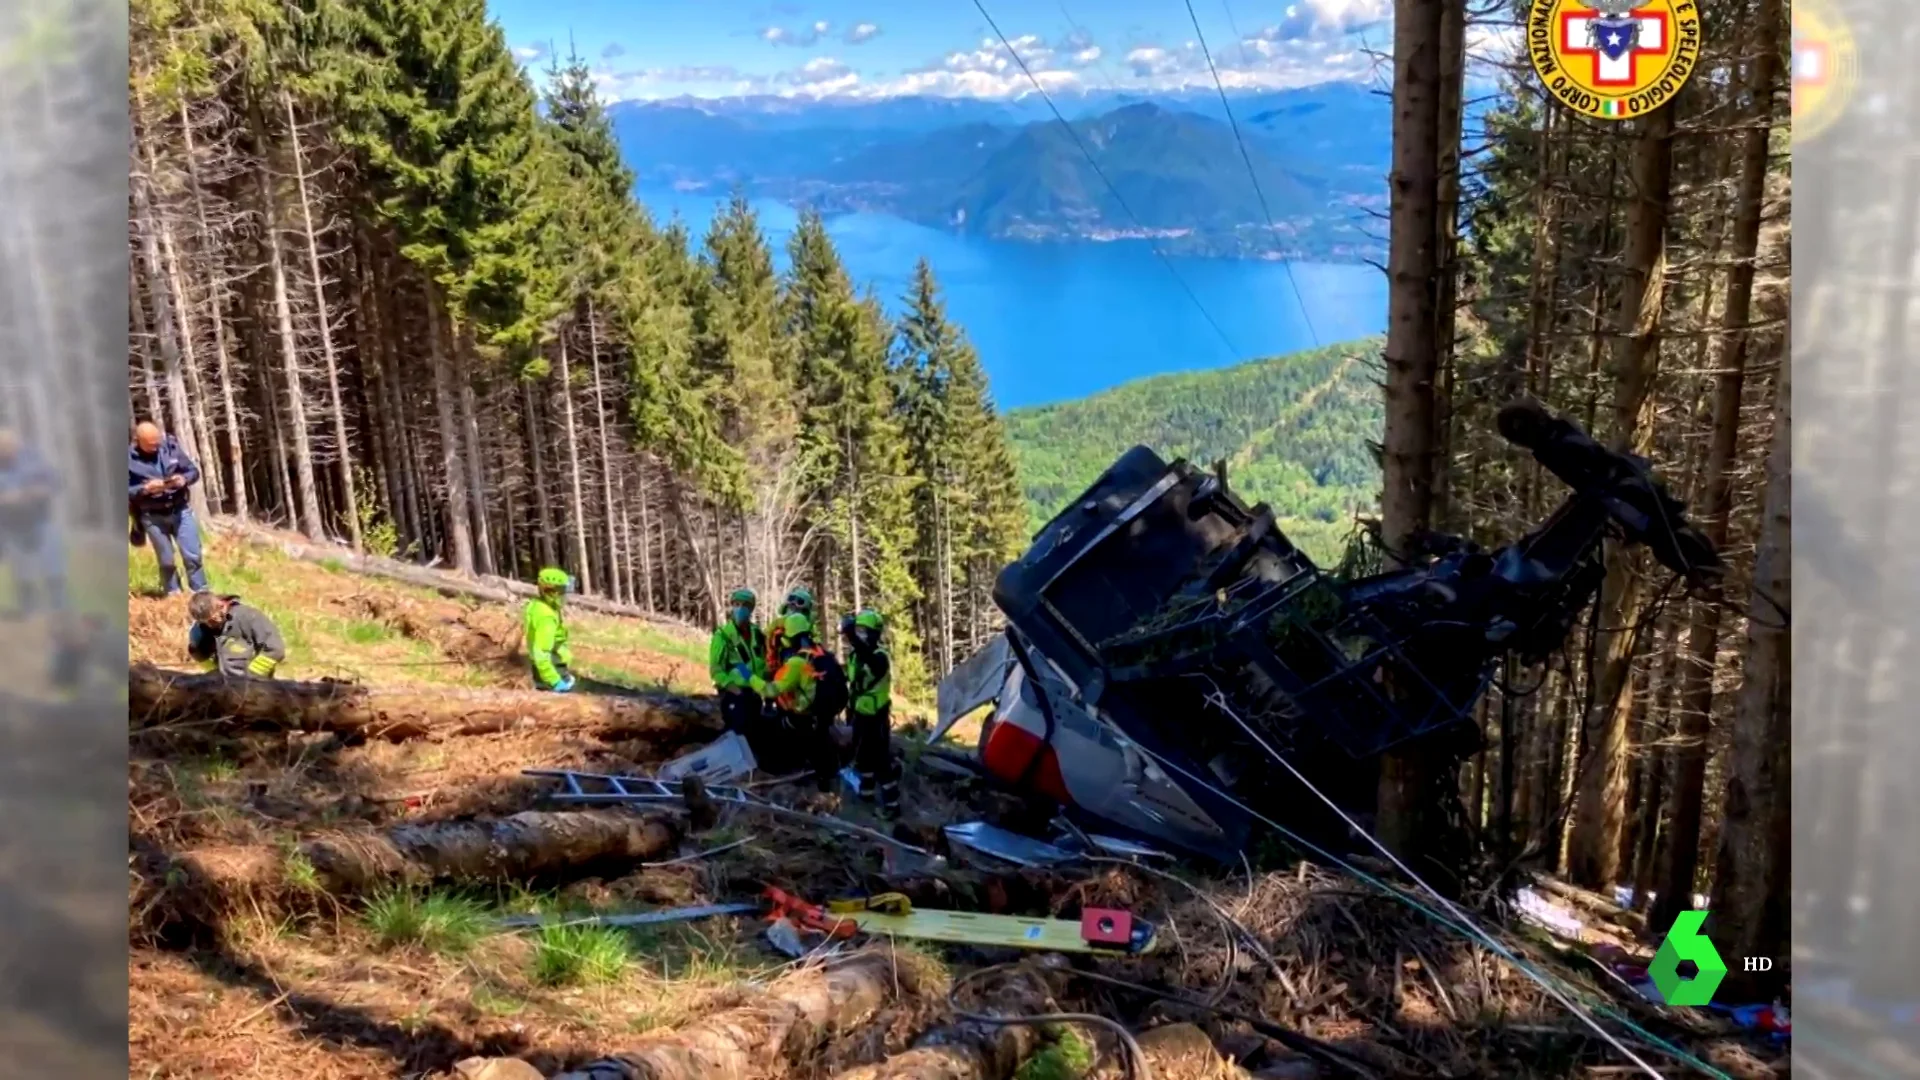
left=808, top=647, right=850, bottom=720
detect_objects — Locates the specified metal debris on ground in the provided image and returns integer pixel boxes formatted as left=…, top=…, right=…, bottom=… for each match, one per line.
left=495, top=901, right=762, bottom=930
left=656, top=730, right=757, bottom=786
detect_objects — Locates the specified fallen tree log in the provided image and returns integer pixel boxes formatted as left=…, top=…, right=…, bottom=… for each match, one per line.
left=829, top=969, right=1053, bottom=1080
left=217, top=517, right=699, bottom=629
left=128, top=664, right=719, bottom=743
left=158, top=810, right=679, bottom=920
left=552, top=951, right=909, bottom=1080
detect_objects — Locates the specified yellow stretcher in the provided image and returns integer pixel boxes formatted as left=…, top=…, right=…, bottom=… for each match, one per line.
left=825, top=893, right=1159, bottom=955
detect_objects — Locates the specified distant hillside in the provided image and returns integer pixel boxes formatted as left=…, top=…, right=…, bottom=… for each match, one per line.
left=611, top=87, right=1390, bottom=261
left=1004, top=339, right=1384, bottom=564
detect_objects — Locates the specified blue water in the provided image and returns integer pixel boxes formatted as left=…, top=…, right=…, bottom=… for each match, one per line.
left=638, top=186, right=1387, bottom=410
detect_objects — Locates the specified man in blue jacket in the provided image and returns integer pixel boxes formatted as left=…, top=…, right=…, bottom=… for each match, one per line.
left=0, top=428, right=65, bottom=616
left=128, top=420, right=208, bottom=595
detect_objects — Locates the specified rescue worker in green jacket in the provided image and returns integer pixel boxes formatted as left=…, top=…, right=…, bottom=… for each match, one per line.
left=709, top=587, right=769, bottom=738
left=524, top=567, right=576, bottom=692
left=751, top=611, right=846, bottom=790
left=187, top=591, right=287, bottom=678
left=841, top=608, right=899, bottom=817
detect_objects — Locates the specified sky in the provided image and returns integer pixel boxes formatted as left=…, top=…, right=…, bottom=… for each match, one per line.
left=482, top=0, right=1511, bottom=103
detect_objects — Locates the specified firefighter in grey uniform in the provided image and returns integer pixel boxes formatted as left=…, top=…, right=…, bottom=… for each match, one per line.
left=187, top=591, right=287, bottom=677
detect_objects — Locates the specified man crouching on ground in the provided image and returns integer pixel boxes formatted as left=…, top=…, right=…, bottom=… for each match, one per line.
left=187, top=591, right=287, bottom=678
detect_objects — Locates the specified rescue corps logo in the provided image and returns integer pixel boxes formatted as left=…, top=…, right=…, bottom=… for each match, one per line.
left=1527, top=0, right=1703, bottom=121
left=1793, top=0, right=1856, bottom=142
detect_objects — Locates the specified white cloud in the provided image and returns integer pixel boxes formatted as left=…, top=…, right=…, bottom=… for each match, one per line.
left=1072, top=45, right=1102, bottom=65
left=1250, top=0, right=1391, bottom=43
left=813, top=20, right=830, bottom=35
left=846, top=22, right=882, bottom=45
left=513, top=43, right=549, bottom=63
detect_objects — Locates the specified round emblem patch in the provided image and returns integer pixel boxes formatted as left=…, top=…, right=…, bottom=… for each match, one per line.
left=1526, top=0, right=1704, bottom=121
left=1793, top=0, right=1857, bottom=142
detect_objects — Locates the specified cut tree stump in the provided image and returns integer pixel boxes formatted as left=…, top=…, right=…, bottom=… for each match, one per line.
left=829, top=968, right=1054, bottom=1080
left=552, top=952, right=911, bottom=1080
left=128, top=664, right=719, bottom=743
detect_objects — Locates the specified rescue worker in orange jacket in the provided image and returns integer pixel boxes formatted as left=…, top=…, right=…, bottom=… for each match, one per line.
left=750, top=610, right=847, bottom=791
left=763, top=586, right=816, bottom=674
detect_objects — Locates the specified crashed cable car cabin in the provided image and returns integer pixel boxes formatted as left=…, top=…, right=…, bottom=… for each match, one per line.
left=934, top=399, right=1722, bottom=864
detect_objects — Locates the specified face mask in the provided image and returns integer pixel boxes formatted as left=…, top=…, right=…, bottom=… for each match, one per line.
left=732, top=606, right=752, bottom=624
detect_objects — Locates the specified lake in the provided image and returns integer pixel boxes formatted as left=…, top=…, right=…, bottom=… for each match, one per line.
left=637, top=186, right=1388, bottom=410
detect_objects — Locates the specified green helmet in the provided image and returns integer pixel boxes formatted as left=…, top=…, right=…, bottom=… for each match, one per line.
left=536, top=567, right=570, bottom=590
left=729, top=587, right=757, bottom=607
left=782, top=587, right=815, bottom=614
left=782, top=611, right=813, bottom=639
left=854, top=609, right=885, bottom=632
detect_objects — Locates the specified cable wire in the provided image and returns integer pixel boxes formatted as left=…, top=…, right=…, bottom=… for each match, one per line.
left=1142, top=680, right=1725, bottom=1079
left=949, top=963, right=1154, bottom=1080
left=968, top=0, right=1244, bottom=361
left=1179, top=0, right=1324, bottom=347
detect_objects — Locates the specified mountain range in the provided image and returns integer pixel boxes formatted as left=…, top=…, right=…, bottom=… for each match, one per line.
left=612, top=84, right=1394, bottom=261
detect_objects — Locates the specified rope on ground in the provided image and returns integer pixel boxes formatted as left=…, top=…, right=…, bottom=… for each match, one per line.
left=948, top=963, right=1154, bottom=1080
left=1132, top=685, right=1731, bottom=1080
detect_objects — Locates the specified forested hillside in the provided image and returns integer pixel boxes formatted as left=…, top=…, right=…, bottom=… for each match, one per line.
left=126, top=0, right=1028, bottom=690
left=1368, top=0, right=1795, bottom=1005
left=1005, top=340, right=1383, bottom=563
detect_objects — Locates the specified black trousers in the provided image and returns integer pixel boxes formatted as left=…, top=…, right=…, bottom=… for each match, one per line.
left=852, top=704, right=899, bottom=812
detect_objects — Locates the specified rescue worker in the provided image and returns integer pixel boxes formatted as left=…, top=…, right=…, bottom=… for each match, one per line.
left=841, top=609, right=900, bottom=817
left=763, top=585, right=815, bottom=673
left=709, top=587, right=769, bottom=736
left=128, top=421, right=207, bottom=595
left=524, top=567, right=576, bottom=692
left=751, top=611, right=846, bottom=791
left=187, top=591, right=287, bottom=678
left=0, top=429, right=65, bottom=617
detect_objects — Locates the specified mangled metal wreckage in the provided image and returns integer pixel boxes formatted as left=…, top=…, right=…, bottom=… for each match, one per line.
left=932, top=399, right=1723, bottom=863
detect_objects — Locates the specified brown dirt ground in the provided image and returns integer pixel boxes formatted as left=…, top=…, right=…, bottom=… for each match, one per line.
left=126, top=548, right=1788, bottom=1080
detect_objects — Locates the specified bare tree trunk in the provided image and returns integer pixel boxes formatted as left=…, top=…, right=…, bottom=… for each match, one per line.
left=246, top=96, right=325, bottom=539
left=1375, top=0, right=1449, bottom=865
left=1567, top=102, right=1675, bottom=889
left=454, top=319, right=495, bottom=575
left=177, top=99, right=249, bottom=519
left=129, top=265, right=166, bottom=425
left=556, top=328, right=593, bottom=592
left=283, top=92, right=360, bottom=549
left=1654, top=32, right=1781, bottom=935
left=1709, top=338, right=1790, bottom=1000
left=424, top=280, right=474, bottom=572
left=522, top=374, right=557, bottom=567
left=639, top=456, right=658, bottom=610
left=586, top=296, right=623, bottom=601
left=129, top=133, right=211, bottom=521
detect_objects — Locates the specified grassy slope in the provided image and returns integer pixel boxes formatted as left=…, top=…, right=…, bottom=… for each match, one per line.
left=1005, top=338, right=1384, bottom=565
left=128, top=526, right=711, bottom=695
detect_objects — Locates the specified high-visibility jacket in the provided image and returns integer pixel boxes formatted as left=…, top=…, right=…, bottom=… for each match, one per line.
left=709, top=619, right=768, bottom=692
left=523, top=595, right=573, bottom=689
left=764, top=647, right=820, bottom=713
left=848, top=646, right=891, bottom=718
left=187, top=599, right=286, bottom=678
